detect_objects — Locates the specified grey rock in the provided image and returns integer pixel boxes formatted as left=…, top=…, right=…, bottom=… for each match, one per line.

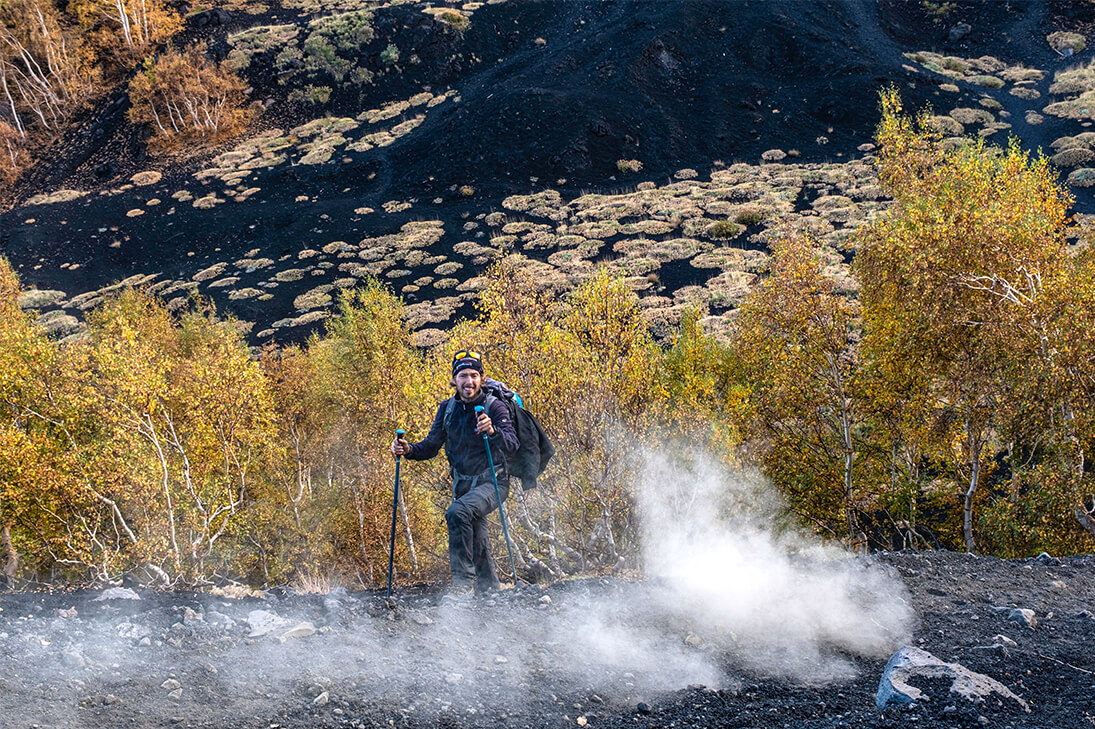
left=62, top=648, right=87, bottom=668
left=948, top=23, right=971, bottom=42
left=971, top=643, right=1010, bottom=660
left=410, top=612, right=433, bottom=626
left=205, top=610, right=237, bottom=629
left=181, top=607, right=203, bottom=624
left=161, top=679, right=182, bottom=691
left=444, top=672, right=463, bottom=684
left=94, top=587, right=140, bottom=601
left=684, top=632, right=702, bottom=647
left=246, top=610, right=287, bottom=638
left=1035, top=552, right=1061, bottom=567
left=312, top=691, right=330, bottom=706
left=278, top=622, right=316, bottom=641
left=116, top=621, right=151, bottom=641
left=876, top=646, right=1028, bottom=711
left=1008, top=608, right=1037, bottom=628
left=992, top=634, right=1018, bottom=647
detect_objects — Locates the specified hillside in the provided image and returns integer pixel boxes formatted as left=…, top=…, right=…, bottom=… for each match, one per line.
left=4, top=0, right=1095, bottom=342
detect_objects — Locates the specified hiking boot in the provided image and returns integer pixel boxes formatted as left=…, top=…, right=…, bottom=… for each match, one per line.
left=476, top=580, right=501, bottom=595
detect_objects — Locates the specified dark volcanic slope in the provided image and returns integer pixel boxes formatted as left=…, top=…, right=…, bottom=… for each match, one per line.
left=388, top=0, right=913, bottom=196
left=2, top=0, right=1092, bottom=342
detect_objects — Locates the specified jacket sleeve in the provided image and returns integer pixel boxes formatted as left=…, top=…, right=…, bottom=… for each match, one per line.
left=487, top=398, right=520, bottom=456
left=406, top=401, right=447, bottom=461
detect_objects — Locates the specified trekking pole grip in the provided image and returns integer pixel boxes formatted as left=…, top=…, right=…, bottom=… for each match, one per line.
left=474, top=406, right=485, bottom=436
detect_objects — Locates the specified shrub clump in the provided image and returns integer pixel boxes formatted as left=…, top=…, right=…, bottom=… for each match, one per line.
left=968, top=75, right=1004, bottom=88
left=289, top=85, right=332, bottom=105
left=1009, top=87, right=1041, bottom=100
left=1067, top=167, right=1095, bottom=187
left=438, top=10, right=469, bottom=31
left=1047, top=31, right=1086, bottom=53
left=380, top=43, right=400, bottom=67
left=734, top=205, right=767, bottom=226
left=131, top=171, right=163, bottom=186
left=709, top=220, right=744, bottom=239
left=950, top=107, right=994, bottom=125
left=1051, top=147, right=1095, bottom=168
left=302, top=11, right=375, bottom=82
left=928, top=115, right=965, bottom=136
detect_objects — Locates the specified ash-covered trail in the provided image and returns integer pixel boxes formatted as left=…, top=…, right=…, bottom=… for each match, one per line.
left=3, top=454, right=1092, bottom=729
left=2, top=548, right=1092, bottom=729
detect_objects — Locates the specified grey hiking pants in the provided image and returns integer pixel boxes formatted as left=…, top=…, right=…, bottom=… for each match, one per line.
left=446, top=469, right=510, bottom=591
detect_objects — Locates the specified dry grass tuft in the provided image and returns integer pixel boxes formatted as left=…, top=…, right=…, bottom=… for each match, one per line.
left=131, top=171, right=163, bottom=186
left=26, top=189, right=87, bottom=205
left=1052, top=147, right=1095, bottom=168
left=1048, top=31, right=1087, bottom=53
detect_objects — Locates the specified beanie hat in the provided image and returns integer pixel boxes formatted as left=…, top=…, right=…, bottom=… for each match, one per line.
left=452, top=349, right=484, bottom=377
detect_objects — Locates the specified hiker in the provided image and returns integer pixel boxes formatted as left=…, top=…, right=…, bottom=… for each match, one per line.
left=391, top=350, right=519, bottom=595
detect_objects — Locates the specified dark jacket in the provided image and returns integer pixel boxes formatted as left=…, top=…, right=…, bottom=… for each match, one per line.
left=406, top=391, right=519, bottom=477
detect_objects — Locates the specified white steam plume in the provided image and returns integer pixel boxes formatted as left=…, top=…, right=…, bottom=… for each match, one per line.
left=636, top=448, right=913, bottom=681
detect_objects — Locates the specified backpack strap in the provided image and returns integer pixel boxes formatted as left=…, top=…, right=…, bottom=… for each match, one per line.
left=442, top=395, right=458, bottom=431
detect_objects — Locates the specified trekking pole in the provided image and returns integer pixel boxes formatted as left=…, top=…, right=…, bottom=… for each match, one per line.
left=386, top=429, right=405, bottom=598
left=476, top=405, right=519, bottom=588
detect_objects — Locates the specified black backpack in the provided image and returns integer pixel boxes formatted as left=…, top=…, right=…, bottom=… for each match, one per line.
left=443, top=378, right=555, bottom=490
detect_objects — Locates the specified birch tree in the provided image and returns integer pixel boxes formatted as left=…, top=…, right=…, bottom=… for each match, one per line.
left=71, top=0, right=180, bottom=60
left=733, top=233, right=862, bottom=541
left=858, top=89, right=1073, bottom=552
left=0, top=0, right=97, bottom=180
left=126, top=43, right=252, bottom=148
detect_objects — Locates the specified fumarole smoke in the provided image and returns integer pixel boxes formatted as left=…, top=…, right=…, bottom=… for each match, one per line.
left=0, top=447, right=913, bottom=726
left=635, top=448, right=913, bottom=682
